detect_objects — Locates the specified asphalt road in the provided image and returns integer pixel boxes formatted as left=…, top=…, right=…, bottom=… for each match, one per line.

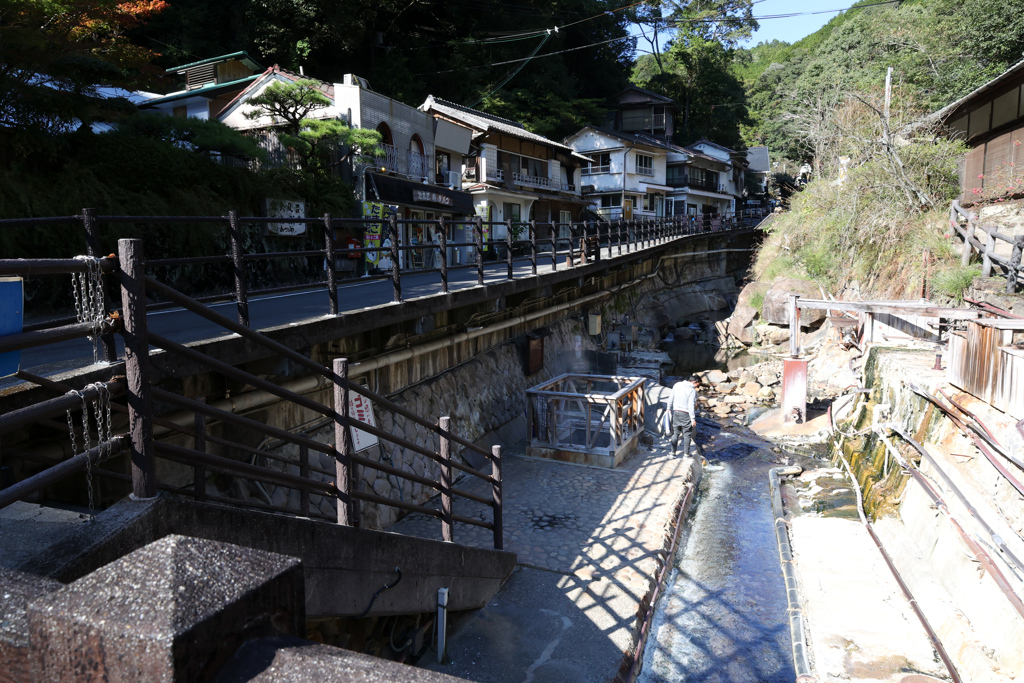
left=16, top=256, right=577, bottom=377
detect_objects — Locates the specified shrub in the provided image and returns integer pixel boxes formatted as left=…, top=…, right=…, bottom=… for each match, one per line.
left=932, top=264, right=981, bottom=303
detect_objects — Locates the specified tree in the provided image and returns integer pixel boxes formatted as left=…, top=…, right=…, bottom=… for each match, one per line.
left=0, top=0, right=166, bottom=145
left=244, top=79, right=381, bottom=174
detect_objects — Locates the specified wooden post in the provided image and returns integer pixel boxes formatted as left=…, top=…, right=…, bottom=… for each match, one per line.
left=333, top=357, right=354, bottom=526
left=117, top=238, right=156, bottom=499
left=961, top=213, right=975, bottom=267
left=438, top=217, right=449, bottom=294
left=298, top=444, right=310, bottom=517
left=82, top=208, right=117, bottom=363
left=506, top=219, right=514, bottom=280
left=982, top=225, right=996, bottom=278
left=617, top=220, right=623, bottom=256
left=491, top=444, right=503, bottom=550
left=193, top=396, right=206, bottom=502
left=551, top=222, right=558, bottom=272
left=788, top=294, right=801, bottom=358
left=474, top=217, right=485, bottom=286
left=529, top=219, right=538, bottom=275
left=389, top=213, right=401, bottom=302
left=439, top=416, right=454, bottom=543
left=1008, top=235, right=1024, bottom=294
left=227, top=211, right=249, bottom=327
left=323, top=213, right=338, bottom=315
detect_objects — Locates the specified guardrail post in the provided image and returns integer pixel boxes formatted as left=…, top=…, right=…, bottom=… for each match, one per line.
left=194, top=397, right=206, bottom=502
left=227, top=211, right=250, bottom=327
left=439, top=416, right=454, bottom=543
left=333, top=357, right=354, bottom=526
left=550, top=223, right=558, bottom=272
left=299, top=444, right=310, bottom=517
left=389, top=214, right=402, bottom=303
left=616, top=219, right=623, bottom=256
left=323, top=213, right=338, bottom=315
left=474, top=217, right=485, bottom=286
left=982, top=226, right=996, bottom=278
left=590, top=221, right=599, bottom=262
left=82, top=208, right=118, bottom=363
left=961, top=213, right=975, bottom=267
left=117, top=238, right=156, bottom=499
left=568, top=222, right=576, bottom=267
left=438, top=217, right=449, bottom=294
left=492, top=444, right=503, bottom=550
left=1008, top=235, right=1024, bottom=294
left=529, top=219, right=538, bottom=275
left=506, top=219, right=514, bottom=280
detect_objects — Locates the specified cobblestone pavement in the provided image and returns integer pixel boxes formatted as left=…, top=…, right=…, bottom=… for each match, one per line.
left=391, top=438, right=699, bottom=661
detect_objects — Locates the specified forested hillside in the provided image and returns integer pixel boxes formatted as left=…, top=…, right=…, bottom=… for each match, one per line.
left=737, top=0, right=1024, bottom=301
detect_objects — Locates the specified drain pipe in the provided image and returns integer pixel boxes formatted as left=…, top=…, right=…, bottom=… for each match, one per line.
left=768, top=465, right=815, bottom=682
left=834, top=428, right=963, bottom=683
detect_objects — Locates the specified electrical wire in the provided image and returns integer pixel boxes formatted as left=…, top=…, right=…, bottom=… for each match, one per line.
left=467, top=32, right=551, bottom=107
left=420, top=34, right=633, bottom=75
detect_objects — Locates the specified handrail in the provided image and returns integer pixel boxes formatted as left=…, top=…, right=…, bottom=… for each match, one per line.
left=950, top=199, right=1024, bottom=293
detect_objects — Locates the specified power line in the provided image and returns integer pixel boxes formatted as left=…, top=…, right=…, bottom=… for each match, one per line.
left=420, top=34, right=634, bottom=75
left=661, top=0, right=903, bottom=27
left=467, top=32, right=551, bottom=107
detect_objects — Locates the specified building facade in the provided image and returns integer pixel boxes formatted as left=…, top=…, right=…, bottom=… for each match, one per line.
left=419, top=96, right=592, bottom=247
left=934, top=58, right=1024, bottom=202
left=140, top=52, right=264, bottom=120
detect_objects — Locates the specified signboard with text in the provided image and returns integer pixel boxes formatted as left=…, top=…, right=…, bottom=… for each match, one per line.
left=361, top=201, right=398, bottom=269
left=348, top=391, right=379, bottom=452
left=475, top=203, right=491, bottom=251
left=265, top=198, right=307, bottom=236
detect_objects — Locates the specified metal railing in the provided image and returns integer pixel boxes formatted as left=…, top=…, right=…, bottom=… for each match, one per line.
left=376, top=143, right=403, bottom=174
left=408, top=150, right=431, bottom=180
left=949, top=199, right=1024, bottom=293
left=526, top=374, right=645, bottom=454
left=634, top=166, right=654, bottom=177
left=0, top=244, right=506, bottom=548
left=512, top=172, right=551, bottom=189
left=582, top=165, right=610, bottom=175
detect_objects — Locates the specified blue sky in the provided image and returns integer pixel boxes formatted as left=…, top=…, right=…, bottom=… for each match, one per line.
left=742, top=0, right=857, bottom=46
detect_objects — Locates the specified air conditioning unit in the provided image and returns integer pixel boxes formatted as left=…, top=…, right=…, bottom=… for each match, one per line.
left=447, top=171, right=462, bottom=190
left=581, top=184, right=596, bottom=195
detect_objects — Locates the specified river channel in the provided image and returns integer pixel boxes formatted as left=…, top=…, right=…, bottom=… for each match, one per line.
left=638, top=423, right=797, bottom=682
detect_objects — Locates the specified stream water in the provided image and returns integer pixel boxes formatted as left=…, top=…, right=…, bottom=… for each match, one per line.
left=638, top=421, right=796, bottom=682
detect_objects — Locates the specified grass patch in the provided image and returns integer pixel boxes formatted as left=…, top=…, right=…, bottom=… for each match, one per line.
left=749, top=291, right=765, bottom=316
left=932, top=264, right=981, bottom=303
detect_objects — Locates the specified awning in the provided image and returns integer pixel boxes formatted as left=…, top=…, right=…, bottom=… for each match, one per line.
left=369, top=174, right=474, bottom=214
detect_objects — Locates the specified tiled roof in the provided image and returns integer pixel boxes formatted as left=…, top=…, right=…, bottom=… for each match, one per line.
left=165, top=51, right=263, bottom=74
left=422, top=95, right=577, bottom=154
left=615, top=85, right=676, bottom=106
left=217, top=65, right=334, bottom=118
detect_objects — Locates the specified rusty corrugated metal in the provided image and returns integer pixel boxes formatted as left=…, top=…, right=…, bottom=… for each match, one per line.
left=948, top=320, right=1024, bottom=411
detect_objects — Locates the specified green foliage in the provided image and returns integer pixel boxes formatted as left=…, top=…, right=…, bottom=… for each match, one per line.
left=244, top=79, right=332, bottom=134
left=932, top=264, right=981, bottom=303
left=748, top=290, right=764, bottom=316
left=119, top=113, right=269, bottom=160
left=632, top=35, right=750, bottom=147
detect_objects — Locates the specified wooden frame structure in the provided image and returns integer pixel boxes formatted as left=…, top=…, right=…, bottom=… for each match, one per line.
left=526, top=373, right=645, bottom=468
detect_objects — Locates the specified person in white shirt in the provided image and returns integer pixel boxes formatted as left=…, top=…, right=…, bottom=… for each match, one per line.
left=663, top=375, right=703, bottom=457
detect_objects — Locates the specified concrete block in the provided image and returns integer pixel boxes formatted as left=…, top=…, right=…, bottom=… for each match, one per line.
left=29, top=535, right=304, bottom=683
left=0, top=569, right=61, bottom=683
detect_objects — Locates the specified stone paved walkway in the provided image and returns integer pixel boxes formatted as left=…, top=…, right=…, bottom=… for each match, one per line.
left=390, top=439, right=700, bottom=680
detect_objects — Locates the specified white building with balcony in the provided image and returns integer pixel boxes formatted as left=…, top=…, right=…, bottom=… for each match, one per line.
left=665, top=140, right=748, bottom=219
left=419, top=95, right=593, bottom=246
left=564, top=127, right=672, bottom=221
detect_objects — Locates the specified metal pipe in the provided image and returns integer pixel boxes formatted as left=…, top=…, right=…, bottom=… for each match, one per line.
left=835, top=434, right=963, bottom=683
left=0, top=436, right=128, bottom=509
left=0, top=377, right=126, bottom=434
left=767, top=466, right=814, bottom=682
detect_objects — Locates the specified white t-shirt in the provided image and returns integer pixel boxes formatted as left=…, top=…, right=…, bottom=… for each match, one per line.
left=667, top=381, right=697, bottom=419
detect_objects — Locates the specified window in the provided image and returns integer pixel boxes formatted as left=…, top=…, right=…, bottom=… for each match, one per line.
left=635, top=154, right=653, bottom=176
left=559, top=210, right=572, bottom=239
left=643, top=193, right=658, bottom=212
left=376, top=122, right=394, bottom=146
left=621, top=109, right=652, bottom=131
left=599, top=193, right=622, bottom=208
left=502, top=202, right=521, bottom=221
left=667, top=165, right=686, bottom=185
left=583, top=153, right=611, bottom=174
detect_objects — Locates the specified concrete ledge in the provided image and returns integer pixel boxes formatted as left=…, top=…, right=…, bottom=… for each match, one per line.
left=17, top=495, right=517, bottom=618
left=0, top=569, right=61, bottom=683
left=525, top=429, right=641, bottom=469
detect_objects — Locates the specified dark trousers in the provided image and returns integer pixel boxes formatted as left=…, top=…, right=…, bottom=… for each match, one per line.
left=671, top=411, right=702, bottom=456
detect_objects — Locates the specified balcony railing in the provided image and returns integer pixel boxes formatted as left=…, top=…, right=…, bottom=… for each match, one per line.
left=408, top=150, right=431, bottom=180
left=666, top=175, right=726, bottom=193
left=513, top=172, right=551, bottom=189
left=561, top=182, right=576, bottom=192
left=376, top=143, right=402, bottom=174
left=582, top=165, right=610, bottom=175
left=621, top=112, right=667, bottom=131
left=635, top=166, right=654, bottom=177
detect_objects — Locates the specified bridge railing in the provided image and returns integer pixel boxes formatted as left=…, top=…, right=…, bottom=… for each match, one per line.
left=0, top=209, right=768, bottom=335
left=0, top=242, right=506, bottom=548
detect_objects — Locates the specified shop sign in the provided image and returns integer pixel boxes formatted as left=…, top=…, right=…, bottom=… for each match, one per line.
left=265, top=198, right=306, bottom=236
left=413, top=189, right=454, bottom=206
left=361, top=201, right=398, bottom=268
left=348, top=391, right=378, bottom=452
left=475, top=203, right=491, bottom=251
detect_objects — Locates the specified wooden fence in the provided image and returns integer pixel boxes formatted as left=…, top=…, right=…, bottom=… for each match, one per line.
left=949, top=200, right=1024, bottom=293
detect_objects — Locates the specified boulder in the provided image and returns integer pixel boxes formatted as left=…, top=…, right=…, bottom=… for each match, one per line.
left=758, top=386, right=775, bottom=399
left=724, top=395, right=747, bottom=404
left=705, top=290, right=730, bottom=310
left=705, top=369, right=728, bottom=384
left=727, top=304, right=758, bottom=345
left=713, top=404, right=732, bottom=416
left=767, top=325, right=791, bottom=345
left=743, top=381, right=762, bottom=397
left=672, top=327, right=697, bottom=341
left=762, top=278, right=827, bottom=327
left=717, top=382, right=737, bottom=394
left=737, top=281, right=770, bottom=310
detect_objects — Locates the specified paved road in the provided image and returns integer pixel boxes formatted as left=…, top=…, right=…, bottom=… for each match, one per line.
left=15, top=254, right=603, bottom=377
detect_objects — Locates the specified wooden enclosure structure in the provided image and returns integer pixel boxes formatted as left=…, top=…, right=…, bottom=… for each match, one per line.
left=947, top=319, right=1024, bottom=419
left=526, top=373, right=645, bottom=468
